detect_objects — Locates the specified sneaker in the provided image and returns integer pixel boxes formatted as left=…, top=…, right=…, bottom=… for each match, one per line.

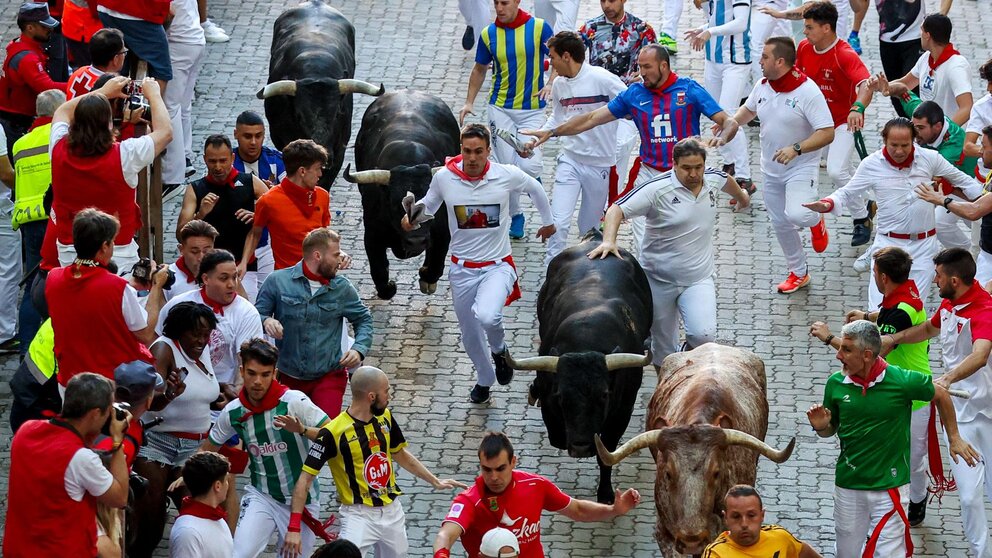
left=848, top=32, right=862, bottom=55
left=853, top=250, right=872, bottom=273
left=777, top=272, right=811, bottom=294
left=462, top=26, right=475, bottom=50
left=0, top=337, right=19, bottom=354
left=811, top=215, right=829, bottom=253
left=163, top=183, right=184, bottom=202
left=908, top=499, right=926, bottom=526
left=851, top=218, right=872, bottom=246
left=469, top=384, right=491, bottom=404
left=202, top=20, right=230, bottom=43
left=493, top=349, right=513, bottom=385
left=509, top=213, right=525, bottom=239
left=730, top=177, right=756, bottom=206
left=658, top=33, right=678, bottom=54
left=185, top=157, right=196, bottom=178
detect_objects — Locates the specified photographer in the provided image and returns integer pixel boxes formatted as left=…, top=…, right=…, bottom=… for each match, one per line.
left=3, top=372, right=132, bottom=558
left=93, top=360, right=166, bottom=470
left=49, top=73, right=172, bottom=272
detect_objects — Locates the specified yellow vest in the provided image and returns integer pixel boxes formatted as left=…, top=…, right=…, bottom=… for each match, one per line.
left=11, top=122, right=52, bottom=230
left=26, top=318, right=57, bottom=383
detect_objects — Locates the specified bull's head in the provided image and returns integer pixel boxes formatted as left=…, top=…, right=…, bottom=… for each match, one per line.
left=595, top=426, right=795, bottom=555
left=507, top=350, right=650, bottom=458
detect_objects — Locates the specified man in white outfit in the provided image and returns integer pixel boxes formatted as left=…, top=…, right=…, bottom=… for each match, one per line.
left=460, top=0, right=493, bottom=50
left=403, top=125, right=555, bottom=404
left=534, top=0, right=579, bottom=33
left=161, top=0, right=206, bottom=193
left=533, top=31, right=626, bottom=265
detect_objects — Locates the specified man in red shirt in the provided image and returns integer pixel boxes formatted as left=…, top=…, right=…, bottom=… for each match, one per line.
left=433, top=432, right=640, bottom=558
left=66, top=29, right=127, bottom=100
left=0, top=3, right=68, bottom=154
left=796, top=1, right=876, bottom=248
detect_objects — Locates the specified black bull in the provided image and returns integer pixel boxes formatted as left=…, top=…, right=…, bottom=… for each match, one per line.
left=258, top=0, right=384, bottom=186
left=344, top=90, right=460, bottom=299
left=508, top=230, right=653, bottom=503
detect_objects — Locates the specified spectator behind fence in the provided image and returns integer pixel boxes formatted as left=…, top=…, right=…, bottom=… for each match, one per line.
left=3, top=372, right=132, bottom=558
left=66, top=28, right=127, bottom=100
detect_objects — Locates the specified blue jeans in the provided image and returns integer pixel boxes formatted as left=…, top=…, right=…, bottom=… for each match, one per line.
left=18, top=220, right=45, bottom=353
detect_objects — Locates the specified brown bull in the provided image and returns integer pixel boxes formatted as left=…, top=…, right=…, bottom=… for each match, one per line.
left=595, top=343, right=795, bottom=556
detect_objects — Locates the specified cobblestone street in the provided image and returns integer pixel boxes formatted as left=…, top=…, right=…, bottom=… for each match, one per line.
left=1, top=0, right=991, bottom=556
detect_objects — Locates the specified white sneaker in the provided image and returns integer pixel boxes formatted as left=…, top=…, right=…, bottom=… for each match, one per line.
left=853, top=250, right=871, bottom=273
left=202, top=20, right=230, bottom=43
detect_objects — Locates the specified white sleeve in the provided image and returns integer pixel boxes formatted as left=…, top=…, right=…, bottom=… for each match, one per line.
left=947, top=58, right=974, bottom=100
left=515, top=169, right=554, bottom=226
left=827, top=156, right=877, bottom=216
left=706, top=3, right=750, bottom=36
left=909, top=54, right=926, bottom=79
left=418, top=175, right=445, bottom=215
left=122, top=284, right=149, bottom=332
left=933, top=153, right=985, bottom=198
left=803, top=87, right=835, bottom=131
left=743, top=82, right=761, bottom=113
left=49, top=121, right=70, bottom=155
left=616, top=182, right=658, bottom=219
left=119, top=136, right=157, bottom=188
left=966, top=98, right=992, bottom=135
left=64, top=449, right=114, bottom=502
left=208, top=404, right=236, bottom=445
left=288, top=392, right=331, bottom=428
left=0, top=125, right=6, bottom=157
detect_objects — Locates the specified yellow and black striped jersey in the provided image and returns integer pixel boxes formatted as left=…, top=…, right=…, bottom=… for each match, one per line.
left=702, top=525, right=804, bottom=558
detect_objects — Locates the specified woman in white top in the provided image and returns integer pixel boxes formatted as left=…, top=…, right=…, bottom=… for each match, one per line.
left=131, top=301, right=220, bottom=558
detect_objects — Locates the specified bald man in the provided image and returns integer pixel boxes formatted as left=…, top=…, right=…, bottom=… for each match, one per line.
left=283, top=367, right=467, bottom=558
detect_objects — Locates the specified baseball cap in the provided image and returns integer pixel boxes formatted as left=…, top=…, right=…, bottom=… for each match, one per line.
left=17, top=2, right=59, bottom=28
left=114, top=360, right=164, bottom=404
left=479, top=528, right=519, bottom=558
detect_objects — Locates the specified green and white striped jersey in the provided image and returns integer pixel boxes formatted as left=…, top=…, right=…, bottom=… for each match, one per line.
left=210, top=389, right=329, bottom=504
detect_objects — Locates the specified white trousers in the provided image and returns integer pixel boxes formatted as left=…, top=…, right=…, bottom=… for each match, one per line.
left=648, top=276, right=716, bottom=366
left=628, top=165, right=666, bottom=258
left=338, top=500, right=409, bottom=558
left=661, top=0, right=684, bottom=38
left=450, top=261, right=516, bottom=387
left=57, top=239, right=141, bottom=276
left=936, top=205, right=974, bottom=251
left=532, top=0, right=578, bottom=33
left=615, top=119, right=640, bottom=185
left=488, top=105, right=545, bottom=216
left=162, top=41, right=206, bottom=185
left=459, top=0, right=492, bottom=45
left=945, top=414, right=992, bottom=558
left=749, top=9, right=792, bottom=85
left=763, top=168, right=821, bottom=276
left=704, top=60, right=751, bottom=178
left=866, top=235, right=938, bottom=308
left=826, top=125, right=869, bottom=220
left=545, top=153, right=610, bottom=265
left=0, top=197, right=20, bottom=340
left=233, top=486, right=319, bottom=558
left=242, top=244, right=275, bottom=304
left=978, top=249, right=992, bottom=286
left=833, top=484, right=909, bottom=558
left=908, top=403, right=931, bottom=503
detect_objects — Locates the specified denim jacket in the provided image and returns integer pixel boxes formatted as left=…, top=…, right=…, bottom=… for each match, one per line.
left=255, top=262, right=373, bottom=380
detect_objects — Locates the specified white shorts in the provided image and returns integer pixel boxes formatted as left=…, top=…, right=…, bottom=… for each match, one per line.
left=338, top=500, right=408, bottom=558
left=233, top=485, right=321, bottom=558
left=57, top=239, right=141, bottom=277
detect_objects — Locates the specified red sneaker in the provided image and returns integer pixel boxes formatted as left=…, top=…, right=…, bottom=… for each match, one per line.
left=811, top=215, right=829, bottom=253
left=777, top=272, right=811, bottom=294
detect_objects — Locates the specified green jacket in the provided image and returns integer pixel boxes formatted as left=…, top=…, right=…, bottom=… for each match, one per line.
left=898, top=91, right=978, bottom=173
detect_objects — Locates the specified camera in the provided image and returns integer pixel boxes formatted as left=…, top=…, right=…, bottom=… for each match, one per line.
left=132, top=257, right=175, bottom=290
left=123, top=80, right=151, bottom=121
left=101, top=402, right=131, bottom=436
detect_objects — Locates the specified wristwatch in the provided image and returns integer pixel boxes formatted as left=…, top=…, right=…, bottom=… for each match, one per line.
left=943, top=197, right=954, bottom=212
left=793, top=143, right=803, bottom=155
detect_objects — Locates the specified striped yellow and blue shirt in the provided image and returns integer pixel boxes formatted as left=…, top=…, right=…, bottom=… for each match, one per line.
left=476, top=12, right=552, bottom=110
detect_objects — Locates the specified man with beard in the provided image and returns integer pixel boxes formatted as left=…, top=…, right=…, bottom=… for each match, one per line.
left=255, top=227, right=373, bottom=418
left=702, top=485, right=822, bottom=557
left=282, top=366, right=467, bottom=558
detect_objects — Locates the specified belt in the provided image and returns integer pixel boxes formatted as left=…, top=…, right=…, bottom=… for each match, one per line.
left=884, top=229, right=936, bottom=240
left=450, top=255, right=512, bottom=268
left=167, top=430, right=210, bottom=441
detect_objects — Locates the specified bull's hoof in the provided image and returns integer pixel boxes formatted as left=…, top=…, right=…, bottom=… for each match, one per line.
left=418, top=279, right=437, bottom=295
left=377, top=281, right=397, bottom=300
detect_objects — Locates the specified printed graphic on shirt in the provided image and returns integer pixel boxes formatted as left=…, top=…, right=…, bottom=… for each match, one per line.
left=455, top=205, right=500, bottom=229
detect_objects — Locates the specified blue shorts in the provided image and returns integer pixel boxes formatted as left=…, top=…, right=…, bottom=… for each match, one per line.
left=137, top=430, right=201, bottom=466
left=97, top=12, right=173, bottom=81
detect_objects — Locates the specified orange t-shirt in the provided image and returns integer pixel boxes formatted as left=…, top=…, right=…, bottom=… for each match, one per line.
left=253, top=178, right=331, bottom=269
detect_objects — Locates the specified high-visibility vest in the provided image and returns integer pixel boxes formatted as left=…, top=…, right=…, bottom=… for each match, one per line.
left=25, top=319, right=57, bottom=385
left=11, top=122, right=52, bottom=230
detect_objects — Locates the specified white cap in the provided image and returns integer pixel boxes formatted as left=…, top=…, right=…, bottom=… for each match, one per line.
left=479, top=528, right=519, bottom=558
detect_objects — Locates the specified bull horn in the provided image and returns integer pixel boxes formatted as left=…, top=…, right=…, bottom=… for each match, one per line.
left=722, top=429, right=796, bottom=464
left=337, top=79, right=385, bottom=96
left=342, top=165, right=391, bottom=185
left=604, top=351, right=652, bottom=371
left=504, top=350, right=558, bottom=373
left=256, top=80, right=297, bottom=99
left=595, top=430, right=664, bottom=466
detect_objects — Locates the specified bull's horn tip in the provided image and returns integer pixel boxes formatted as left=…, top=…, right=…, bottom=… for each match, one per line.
left=593, top=435, right=615, bottom=466
left=342, top=164, right=355, bottom=182
left=375, top=83, right=385, bottom=96
left=255, top=87, right=265, bottom=99
left=778, top=436, right=797, bottom=462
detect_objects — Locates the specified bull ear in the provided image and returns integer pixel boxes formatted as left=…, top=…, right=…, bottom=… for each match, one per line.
left=715, top=413, right=733, bottom=429
left=651, top=415, right=669, bottom=430
left=549, top=347, right=560, bottom=357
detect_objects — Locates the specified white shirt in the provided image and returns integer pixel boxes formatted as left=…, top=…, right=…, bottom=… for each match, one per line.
left=417, top=162, right=554, bottom=262
left=616, top=168, right=726, bottom=285
left=152, top=335, right=219, bottom=433
left=157, top=290, right=264, bottom=384
left=169, top=514, right=234, bottom=558
left=542, top=63, right=626, bottom=166
left=0, top=125, right=9, bottom=200
left=910, top=52, right=972, bottom=119
left=826, top=147, right=983, bottom=234
left=744, top=77, right=834, bottom=178
left=936, top=301, right=992, bottom=423
left=165, top=260, right=198, bottom=301
left=64, top=448, right=114, bottom=501
left=167, top=0, right=206, bottom=45
left=966, top=93, right=992, bottom=136
left=49, top=122, right=157, bottom=188
left=122, top=284, right=149, bottom=331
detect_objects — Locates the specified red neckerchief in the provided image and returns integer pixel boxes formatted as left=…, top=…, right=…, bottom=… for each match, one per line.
left=178, top=497, right=227, bottom=521
left=279, top=177, right=320, bottom=217
left=647, top=72, right=679, bottom=95
left=495, top=8, right=531, bottom=29
left=881, top=279, right=924, bottom=312
left=765, top=67, right=808, bottom=93
left=199, top=287, right=228, bottom=316
left=882, top=146, right=914, bottom=170
left=445, top=155, right=490, bottom=181
left=237, top=380, right=289, bottom=422
left=949, top=281, right=990, bottom=308
left=206, top=167, right=239, bottom=188
left=928, top=43, right=960, bottom=75
left=176, top=256, right=194, bottom=283
left=849, top=357, right=888, bottom=396
left=28, top=116, right=52, bottom=131
left=302, top=262, right=329, bottom=285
